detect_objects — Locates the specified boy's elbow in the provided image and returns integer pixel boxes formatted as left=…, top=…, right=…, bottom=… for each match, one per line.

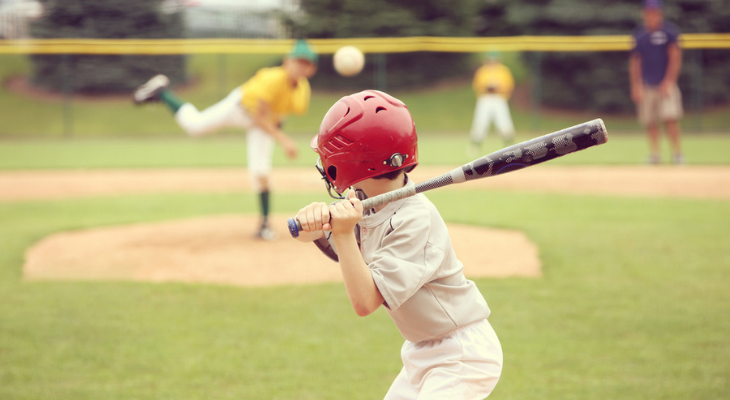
left=352, top=302, right=378, bottom=317
left=348, top=283, right=384, bottom=316
left=353, top=307, right=374, bottom=317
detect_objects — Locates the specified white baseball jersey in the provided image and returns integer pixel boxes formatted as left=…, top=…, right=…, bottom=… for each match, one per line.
left=322, top=177, right=492, bottom=343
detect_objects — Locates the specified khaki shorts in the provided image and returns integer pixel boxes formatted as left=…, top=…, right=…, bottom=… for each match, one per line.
left=638, top=84, right=683, bottom=126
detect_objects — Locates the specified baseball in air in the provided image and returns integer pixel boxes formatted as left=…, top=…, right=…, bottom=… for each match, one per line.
left=333, top=46, right=365, bottom=77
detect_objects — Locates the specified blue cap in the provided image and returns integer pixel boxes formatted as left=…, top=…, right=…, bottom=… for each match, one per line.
left=643, top=0, right=663, bottom=9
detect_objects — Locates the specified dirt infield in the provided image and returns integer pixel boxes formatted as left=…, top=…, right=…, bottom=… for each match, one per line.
left=24, top=215, right=540, bottom=286
left=12, top=166, right=730, bottom=286
left=2, top=166, right=730, bottom=202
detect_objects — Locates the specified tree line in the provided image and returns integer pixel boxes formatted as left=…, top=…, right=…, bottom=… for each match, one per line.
left=29, top=0, right=730, bottom=112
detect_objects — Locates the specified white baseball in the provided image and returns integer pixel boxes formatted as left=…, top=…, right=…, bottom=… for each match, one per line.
left=333, top=46, right=365, bottom=77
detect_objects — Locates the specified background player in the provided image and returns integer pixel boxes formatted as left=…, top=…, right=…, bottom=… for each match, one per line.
left=133, top=40, right=318, bottom=240
left=629, top=0, right=684, bottom=165
left=468, top=51, right=516, bottom=155
left=294, top=90, right=503, bottom=399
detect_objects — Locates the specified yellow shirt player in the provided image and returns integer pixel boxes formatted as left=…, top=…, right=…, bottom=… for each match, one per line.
left=241, top=65, right=311, bottom=127
left=472, top=58, right=514, bottom=100
left=133, top=39, right=319, bottom=240
left=469, top=51, right=516, bottom=153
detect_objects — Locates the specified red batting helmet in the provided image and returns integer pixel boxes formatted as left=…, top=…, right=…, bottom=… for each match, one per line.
left=311, top=90, right=418, bottom=197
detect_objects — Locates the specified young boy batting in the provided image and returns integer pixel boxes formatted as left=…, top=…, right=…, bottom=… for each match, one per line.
left=294, top=90, right=503, bottom=399
left=132, top=40, right=318, bottom=240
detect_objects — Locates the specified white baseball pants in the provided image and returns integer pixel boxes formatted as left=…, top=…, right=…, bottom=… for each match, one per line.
left=383, top=319, right=503, bottom=400
left=469, top=94, right=515, bottom=144
left=174, top=88, right=275, bottom=187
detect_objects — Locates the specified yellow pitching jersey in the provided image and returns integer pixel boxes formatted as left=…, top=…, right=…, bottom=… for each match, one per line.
left=472, top=62, right=514, bottom=100
left=240, top=66, right=311, bottom=124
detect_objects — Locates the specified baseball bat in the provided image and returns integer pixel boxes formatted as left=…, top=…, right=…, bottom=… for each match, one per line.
left=288, top=118, right=608, bottom=238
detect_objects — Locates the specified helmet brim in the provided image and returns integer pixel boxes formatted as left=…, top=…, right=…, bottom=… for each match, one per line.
left=309, top=134, right=319, bottom=152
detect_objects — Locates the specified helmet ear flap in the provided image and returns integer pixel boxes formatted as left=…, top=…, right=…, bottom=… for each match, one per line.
left=327, top=165, right=337, bottom=181
left=315, top=159, right=345, bottom=199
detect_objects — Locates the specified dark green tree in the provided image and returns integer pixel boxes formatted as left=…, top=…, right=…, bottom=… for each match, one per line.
left=283, top=0, right=481, bottom=90
left=675, top=0, right=730, bottom=108
left=475, top=0, right=519, bottom=37
left=29, top=0, right=187, bottom=94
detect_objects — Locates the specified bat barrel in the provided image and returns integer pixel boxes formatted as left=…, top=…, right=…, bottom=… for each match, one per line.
left=462, top=118, right=607, bottom=180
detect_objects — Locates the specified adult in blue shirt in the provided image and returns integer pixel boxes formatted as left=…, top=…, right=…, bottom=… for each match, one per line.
left=629, top=0, right=684, bottom=164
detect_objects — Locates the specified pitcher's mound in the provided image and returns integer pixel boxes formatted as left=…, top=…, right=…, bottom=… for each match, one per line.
left=23, top=214, right=540, bottom=287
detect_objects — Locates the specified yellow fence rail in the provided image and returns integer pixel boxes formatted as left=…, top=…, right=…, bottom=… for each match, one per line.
left=1, top=34, right=729, bottom=55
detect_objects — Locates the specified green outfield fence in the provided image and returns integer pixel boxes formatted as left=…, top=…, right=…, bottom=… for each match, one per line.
left=1, top=35, right=729, bottom=136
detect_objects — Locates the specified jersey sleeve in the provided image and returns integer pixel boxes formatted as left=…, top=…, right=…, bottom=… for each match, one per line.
left=500, top=64, right=515, bottom=99
left=472, top=67, right=483, bottom=95
left=289, top=77, right=311, bottom=116
left=240, top=68, right=282, bottom=115
left=666, top=22, right=681, bottom=45
left=368, top=208, right=443, bottom=311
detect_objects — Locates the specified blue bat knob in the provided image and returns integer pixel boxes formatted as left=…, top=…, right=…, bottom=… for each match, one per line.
left=287, top=218, right=300, bottom=238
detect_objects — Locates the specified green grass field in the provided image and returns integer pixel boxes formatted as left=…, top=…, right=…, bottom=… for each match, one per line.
left=1, top=187, right=729, bottom=399
left=0, top=132, right=729, bottom=170
left=1, top=51, right=729, bottom=399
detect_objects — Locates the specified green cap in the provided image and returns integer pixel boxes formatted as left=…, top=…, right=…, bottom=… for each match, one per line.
left=484, top=50, right=501, bottom=60
left=288, top=39, right=318, bottom=64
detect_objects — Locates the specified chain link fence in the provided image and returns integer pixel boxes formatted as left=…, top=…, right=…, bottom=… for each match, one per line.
left=0, top=2, right=728, bottom=137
